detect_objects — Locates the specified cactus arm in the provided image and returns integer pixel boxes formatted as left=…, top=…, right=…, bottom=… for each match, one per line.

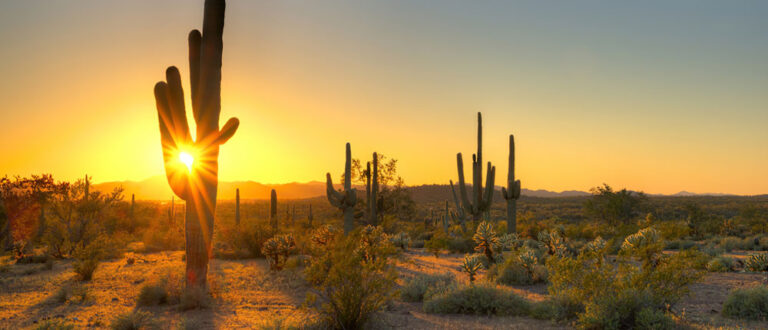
left=483, top=164, right=495, bottom=210
left=456, top=153, right=473, bottom=215
left=325, top=173, right=344, bottom=208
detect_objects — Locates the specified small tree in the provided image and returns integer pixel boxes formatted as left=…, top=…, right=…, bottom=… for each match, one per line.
left=584, top=184, right=646, bottom=225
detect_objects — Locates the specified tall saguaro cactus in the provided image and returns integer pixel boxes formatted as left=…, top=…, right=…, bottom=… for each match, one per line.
left=501, top=135, right=521, bottom=234
left=153, top=0, right=239, bottom=289
left=270, top=189, right=277, bottom=232
left=326, top=143, right=357, bottom=234
left=235, top=188, right=240, bottom=226
left=370, top=152, right=379, bottom=226
left=455, top=112, right=496, bottom=221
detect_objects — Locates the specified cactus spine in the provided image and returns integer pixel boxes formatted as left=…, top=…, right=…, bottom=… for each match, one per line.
left=501, top=135, right=521, bottom=234
left=455, top=112, right=496, bottom=221
left=326, top=143, right=357, bottom=234
left=270, top=189, right=277, bottom=233
left=153, top=0, right=239, bottom=289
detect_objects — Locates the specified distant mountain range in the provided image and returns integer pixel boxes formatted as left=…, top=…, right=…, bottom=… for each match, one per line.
left=91, top=175, right=735, bottom=201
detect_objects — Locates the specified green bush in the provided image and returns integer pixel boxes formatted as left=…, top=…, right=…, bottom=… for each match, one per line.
left=35, top=319, right=75, bottom=330
left=390, top=232, right=411, bottom=250
left=137, top=283, right=168, bottom=306
left=50, top=283, right=90, bottom=304
left=491, top=248, right=547, bottom=286
left=305, top=226, right=397, bottom=329
left=745, top=254, right=768, bottom=272
left=635, top=307, right=677, bottom=329
left=707, top=256, right=735, bottom=272
left=722, top=286, right=768, bottom=320
left=547, top=230, right=704, bottom=329
left=425, top=230, right=449, bottom=257
left=447, top=236, right=474, bottom=254
left=400, top=273, right=455, bottom=302
left=423, top=283, right=530, bottom=316
left=110, top=310, right=157, bottom=330
left=720, top=236, right=741, bottom=252
left=179, top=287, right=209, bottom=311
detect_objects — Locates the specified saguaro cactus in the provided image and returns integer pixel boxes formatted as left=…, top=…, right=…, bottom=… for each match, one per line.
left=270, top=189, right=277, bottom=232
left=235, top=188, right=240, bottom=226
left=326, top=143, right=357, bottom=234
left=454, top=112, right=496, bottom=221
left=153, top=0, right=239, bottom=289
left=442, top=200, right=450, bottom=233
left=130, top=194, right=135, bottom=220
left=370, top=152, right=379, bottom=226
left=501, top=135, right=521, bottom=234
left=308, top=204, right=313, bottom=226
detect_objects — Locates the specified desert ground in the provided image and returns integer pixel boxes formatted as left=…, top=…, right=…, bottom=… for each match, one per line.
left=2, top=247, right=767, bottom=330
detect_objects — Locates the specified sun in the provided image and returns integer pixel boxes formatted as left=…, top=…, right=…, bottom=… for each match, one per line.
left=179, top=151, right=194, bottom=172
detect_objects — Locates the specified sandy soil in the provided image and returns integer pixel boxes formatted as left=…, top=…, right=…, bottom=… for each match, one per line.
left=1, top=250, right=767, bottom=329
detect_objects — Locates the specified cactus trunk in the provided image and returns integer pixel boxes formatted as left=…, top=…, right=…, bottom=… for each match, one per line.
left=502, top=135, right=521, bottom=234
left=326, top=143, right=357, bottom=234
left=235, top=188, right=240, bottom=226
left=371, top=152, right=378, bottom=226
left=270, top=189, right=277, bottom=232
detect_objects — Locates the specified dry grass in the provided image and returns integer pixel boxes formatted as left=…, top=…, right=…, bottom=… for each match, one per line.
left=1, top=249, right=767, bottom=329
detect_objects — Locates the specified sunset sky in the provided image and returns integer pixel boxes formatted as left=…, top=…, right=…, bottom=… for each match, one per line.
left=1, top=0, right=767, bottom=195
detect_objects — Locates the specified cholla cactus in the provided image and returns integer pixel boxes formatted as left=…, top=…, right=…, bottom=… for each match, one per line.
left=498, top=233, right=521, bottom=251
left=745, top=254, right=768, bottom=272
left=261, top=234, right=296, bottom=271
left=390, top=232, right=411, bottom=250
left=538, top=230, right=568, bottom=257
left=518, top=247, right=539, bottom=277
left=473, top=221, right=500, bottom=263
left=357, top=225, right=389, bottom=262
left=621, top=227, right=663, bottom=269
left=461, top=254, right=482, bottom=283
left=310, top=224, right=338, bottom=248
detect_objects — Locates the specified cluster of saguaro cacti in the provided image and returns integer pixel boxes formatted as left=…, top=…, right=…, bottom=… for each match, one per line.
left=326, top=143, right=357, bottom=234
left=235, top=188, right=240, bottom=226
left=270, top=189, right=277, bottom=232
left=153, top=0, right=239, bottom=289
left=367, top=153, right=379, bottom=225
left=454, top=112, right=496, bottom=221
left=501, top=135, right=521, bottom=234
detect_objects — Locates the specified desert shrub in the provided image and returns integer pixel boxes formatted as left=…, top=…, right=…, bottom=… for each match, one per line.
left=35, top=319, right=75, bottom=330
left=179, top=287, right=209, bottom=311
left=664, top=239, right=695, bottom=250
left=142, top=228, right=183, bottom=253
left=547, top=229, right=704, bottom=328
left=635, top=307, right=677, bottom=329
left=400, top=273, right=455, bottom=302
left=218, top=222, right=273, bottom=258
left=720, top=236, right=741, bottom=252
left=722, top=286, right=768, bottom=320
left=50, top=283, right=89, bottom=304
left=745, top=254, right=768, bottom=272
left=423, top=283, right=530, bottom=316
left=305, top=226, right=397, bottom=329
left=72, top=244, right=102, bottom=281
left=16, top=253, right=51, bottom=264
left=389, top=232, right=411, bottom=250
left=707, top=256, right=735, bottom=272
left=261, top=234, right=297, bottom=271
left=491, top=247, right=547, bottom=286
left=137, top=283, right=168, bottom=306
left=110, top=310, right=157, bottom=330
left=284, top=255, right=310, bottom=269
left=447, top=235, right=474, bottom=253
left=425, top=230, right=449, bottom=257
